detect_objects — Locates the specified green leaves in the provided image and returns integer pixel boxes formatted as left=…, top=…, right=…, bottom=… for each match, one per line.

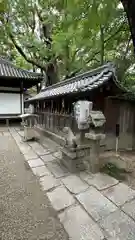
left=0, top=0, right=134, bottom=86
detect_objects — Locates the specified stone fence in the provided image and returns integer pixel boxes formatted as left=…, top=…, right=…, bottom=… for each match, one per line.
left=24, top=103, right=106, bottom=174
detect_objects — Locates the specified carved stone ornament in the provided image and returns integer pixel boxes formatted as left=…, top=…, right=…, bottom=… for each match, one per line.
left=73, top=100, right=93, bottom=130
left=89, top=111, right=106, bottom=128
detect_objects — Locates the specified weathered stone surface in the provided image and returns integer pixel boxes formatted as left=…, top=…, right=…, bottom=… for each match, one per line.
left=42, top=144, right=55, bottom=153
left=47, top=186, right=75, bottom=211
left=32, top=165, right=51, bottom=177
left=47, top=161, right=69, bottom=178
left=29, top=142, right=49, bottom=155
left=35, top=148, right=50, bottom=156
left=19, top=144, right=31, bottom=154
left=53, top=151, right=62, bottom=159
left=9, top=127, right=15, bottom=132
left=39, top=175, right=60, bottom=191
left=62, top=175, right=89, bottom=194
left=61, top=152, right=86, bottom=173
left=27, top=158, right=44, bottom=168
left=59, top=205, right=104, bottom=240
left=76, top=186, right=117, bottom=221
left=3, top=132, right=11, bottom=136
left=85, top=173, right=118, bottom=190
left=40, top=154, right=56, bottom=163
left=100, top=209, right=135, bottom=240
left=15, top=127, right=21, bottom=131
left=103, top=183, right=135, bottom=206
left=107, top=238, right=116, bottom=240
left=32, top=145, right=49, bottom=156
left=29, top=142, right=41, bottom=148
left=14, top=136, right=22, bottom=142
left=24, top=150, right=38, bottom=160
left=122, top=199, right=135, bottom=220
left=11, top=133, right=18, bottom=138
left=18, top=131, right=24, bottom=137
left=80, top=171, right=93, bottom=182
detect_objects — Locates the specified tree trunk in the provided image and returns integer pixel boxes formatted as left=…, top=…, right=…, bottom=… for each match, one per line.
left=100, top=25, right=104, bottom=65
left=46, top=61, right=58, bottom=86
left=121, top=0, right=135, bottom=53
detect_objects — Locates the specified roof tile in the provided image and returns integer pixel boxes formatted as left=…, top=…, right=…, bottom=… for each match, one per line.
left=28, top=63, right=115, bottom=101
left=0, top=57, right=43, bottom=81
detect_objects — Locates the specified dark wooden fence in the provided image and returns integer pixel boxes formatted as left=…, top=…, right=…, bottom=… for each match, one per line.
left=35, top=111, right=79, bottom=136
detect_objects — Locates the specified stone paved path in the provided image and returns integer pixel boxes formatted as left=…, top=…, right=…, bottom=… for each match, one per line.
left=0, top=129, right=68, bottom=240
left=10, top=127, right=135, bottom=240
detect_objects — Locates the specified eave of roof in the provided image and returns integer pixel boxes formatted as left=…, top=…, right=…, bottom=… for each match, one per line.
left=108, top=92, right=135, bottom=102
left=0, top=57, right=44, bottom=81
left=26, top=62, right=126, bottom=102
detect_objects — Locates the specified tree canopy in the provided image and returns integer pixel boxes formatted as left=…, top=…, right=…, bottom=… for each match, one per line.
left=0, top=0, right=134, bottom=87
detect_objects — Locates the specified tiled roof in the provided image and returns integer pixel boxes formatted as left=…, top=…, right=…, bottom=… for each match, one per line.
left=27, top=63, right=123, bottom=102
left=0, top=57, right=43, bottom=80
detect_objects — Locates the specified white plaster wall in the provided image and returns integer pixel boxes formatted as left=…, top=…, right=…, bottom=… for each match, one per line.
left=0, top=93, right=21, bottom=114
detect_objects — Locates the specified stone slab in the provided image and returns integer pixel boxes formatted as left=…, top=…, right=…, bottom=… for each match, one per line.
left=40, top=154, right=56, bottom=163
left=15, top=127, right=21, bottom=131
left=42, top=144, right=55, bottom=153
left=30, top=143, right=49, bottom=156
left=59, top=205, right=104, bottom=240
left=122, top=199, right=135, bottom=220
left=76, top=186, right=117, bottom=222
left=32, top=165, right=51, bottom=177
left=100, top=209, right=135, bottom=240
left=34, top=148, right=50, bottom=156
left=27, top=158, right=44, bottom=168
left=47, top=186, right=75, bottom=211
left=47, top=161, right=69, bottom=178
left=39, top=175, right=60, bottom=191
left=62, top=175, right=89, bottom=194
left=85, top=173, right=118, bottom=190
left=24, top=150, right=38, bottom=160
left=18, top=131, right=24, bottom=137
left=103, top=183, right=135, bottom=206
left=29, top=142, right=43, bottom=147
left=9, top=127, right=15, bottom=131
left=14, top=136, right=22, bottom=142
left=19, top=144, right=31, bottom=154
left=3, top=132, right=11, bottom=136
left=53, top=151, right=62, bottom=159
left=80, top=171, right=93, bottom=182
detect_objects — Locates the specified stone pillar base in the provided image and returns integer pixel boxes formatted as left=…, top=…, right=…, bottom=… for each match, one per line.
left=24, top=126, right=37, bottom=141
left=61, top=145, right=90, bottom=173
left=85, top=132, right=105, bottom=173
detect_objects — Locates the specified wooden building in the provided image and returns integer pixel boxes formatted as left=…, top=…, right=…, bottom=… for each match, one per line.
left=0, top=57, right=43, bottom=124
left=26, top=63, right=135, bottom=151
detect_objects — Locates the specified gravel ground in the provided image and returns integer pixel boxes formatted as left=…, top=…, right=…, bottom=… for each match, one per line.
left=0, top=134, right=69, bottom=240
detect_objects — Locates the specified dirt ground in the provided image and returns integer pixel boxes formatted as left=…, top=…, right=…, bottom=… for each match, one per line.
left=0, top=133, right=68, bottom=240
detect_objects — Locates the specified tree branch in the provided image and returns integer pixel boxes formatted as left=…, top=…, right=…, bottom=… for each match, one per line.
left=66, top=23, right=127, bottom=79
left=70, top=48, right=80, bottom=64
left=123, top=35, right=132, bottom=60
left=100, top=25, right=104, bottom=65
left=9, top=32, right=46, bottom=71
left=35, top=5, right=52, bottom=48
left=121, top=0, right=135, bottom=54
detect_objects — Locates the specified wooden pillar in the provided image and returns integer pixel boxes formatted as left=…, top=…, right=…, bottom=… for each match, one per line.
left=20, top=81, right=24, bottom=114
left=6, top=118, right=9, bottom=127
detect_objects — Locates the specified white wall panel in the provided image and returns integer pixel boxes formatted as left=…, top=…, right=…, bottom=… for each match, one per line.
left=0, top=93, right=21, bottom=114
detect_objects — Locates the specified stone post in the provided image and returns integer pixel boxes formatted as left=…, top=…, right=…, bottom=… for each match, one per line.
left=61, top=102, right=106, bottom=174
left=61, top=145, right=89, bottom=173
left=84, top=110, right=106, bottom=173
left=85, top=132, right=105, bottom=173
